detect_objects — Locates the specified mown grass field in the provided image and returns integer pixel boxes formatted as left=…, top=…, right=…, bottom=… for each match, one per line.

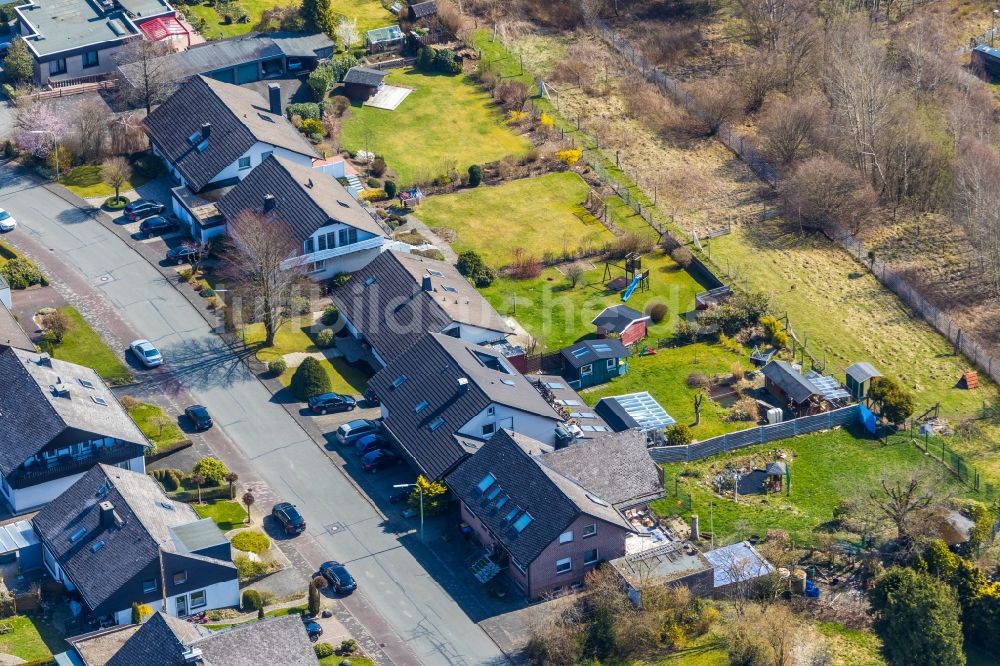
left=126, top=401, right=186, bottom=450
left=653, top=425, right=967, bottom=547
left=46, top=307, right=133, bottom=385
left=340, top=67, right=532, bottom=186
left=480, top=246, right=709, bottom=351
left=186, top=0, right=393, bottom=40
left=0, top=614, right=68, bottom=662
left=195, top=499, right=246, bottom=531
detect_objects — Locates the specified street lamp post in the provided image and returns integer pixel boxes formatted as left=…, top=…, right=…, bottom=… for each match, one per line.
left=394, top=482, right=423, bottom=543
left=993, top=9, right=999, bottom=47
left=27, top=130, right=60, bottom=182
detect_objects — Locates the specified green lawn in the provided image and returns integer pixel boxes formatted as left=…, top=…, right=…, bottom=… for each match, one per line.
left=653, top=426, right=967, bottom=547
left=205, top=604, right=308, bottom=631
left=818, top=622, right=885, bottom=666
left=194, top=500, right=246, bottom=531
left=61, top=164, right=152, bottom=200
left=45, top=307, right=133, bottom=385
left=706, top=221, right=996, bottom=421
left=581, top=342, right=751, bottom=439
left=185, top=0, right=392, bottom=40
left=419, top=172, right=627, bottom=268
left=243, top=321, right=370, bottom=395
left=320, top=657, right=375, bottom=666
left=340, top=67, right=532, bottom=186
left=480, top=247, right=709, bottom=351
left=0, top=614, right=68, bottom=662
left=126, top=401, right=186, bottom=451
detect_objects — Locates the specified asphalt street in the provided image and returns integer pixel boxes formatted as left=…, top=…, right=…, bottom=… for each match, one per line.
left=0, top=168, right=506, bottom=666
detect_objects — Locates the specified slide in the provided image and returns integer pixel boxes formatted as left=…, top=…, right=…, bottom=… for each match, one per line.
left=621, top=274, right=642, bottom=301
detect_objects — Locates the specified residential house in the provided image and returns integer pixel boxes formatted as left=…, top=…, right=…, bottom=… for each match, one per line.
left=560, top=338, right=628, bottom=389
left=34, top=464, right=238, bottom=626
left=342, top=66, right=388, bottom=101
left=760, top=360, right=822, bottom=416
left=368, top=333, right=564, bottom=480
left=143, top=75, right=318, bottom=240
left=0, top=347, right=148, bottom=513
left=14, top=0, right=168, bottom=86
left=118, top=33, right=334, bottom=93
left=330, top=250, right=514, bottom=367
left=217, top=154, right=389, bottom=279
left=447, top=430, right=638, bottom=598
left=591, top=305, right=649, bottom=347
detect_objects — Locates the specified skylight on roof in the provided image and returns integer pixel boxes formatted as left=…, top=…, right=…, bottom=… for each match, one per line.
left=196, top=140, right=209, bottom=153
left=158, top=501, right=175, bottom=511
left=500, top=379, right=516, bottom=386
left=442, top=285, right=458, bottom=293
left=503, top=506, right=520, bottom=523
left=593, top=343, right=613, bottom=353
left=187, top=131, right=201, bottom=144
left=365, top=276, right=377, bottom=287
left=512, top=512, right=534, bottom=533
left=90, top=540, right=106, bottom=553
left=91, top=396, right=108, bottom=406
left=414, top=400, right=428, bottom=413
left=495, top=495, right=509, bottom=510
left=391, top=375, right=407, bottom=389
left=428, top=416, right=445, bottom=432
left=544, top=382, right=565, bottom=389
left=572, top=347, right=589, bottom=358
left=476, top=473, right=496, bottom=493
left=486, top=484, right=502, bottom=501
left=69, top=527, right=87, bottom=543
left=427, top=270, right=444, bottom=277
left=78, top=378, right=95, bottom=389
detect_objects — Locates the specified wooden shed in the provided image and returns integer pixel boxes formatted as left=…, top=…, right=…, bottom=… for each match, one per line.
left=342, top=66, right=388, bottom=101
left=845, top=362, right=881, bottom=402
left=761, top=360, right=822, bottom=417
left=591, top=305, right=650, bottom=347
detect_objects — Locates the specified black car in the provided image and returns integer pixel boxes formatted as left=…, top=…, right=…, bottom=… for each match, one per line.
left=184, top=405, right=213, bottom=431
left=272, top=502, right=306, bottom=536
left=302, top=617, right=323, bottom=642
left=362, top=448, right=399, bottom=473
left=319, top=561, right=357, bottom=594
left=124, top=199, right=165, bottom=220
left=307, top=392, right=356, bottom=414
left=166, top=244, right=201, bottom=265
left=139, top=215, right=176, bottom=237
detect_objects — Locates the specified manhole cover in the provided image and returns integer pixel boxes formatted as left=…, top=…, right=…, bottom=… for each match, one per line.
left=324, top=522, right=346, bottom=535
left=96, top=273, right=113, bottom=283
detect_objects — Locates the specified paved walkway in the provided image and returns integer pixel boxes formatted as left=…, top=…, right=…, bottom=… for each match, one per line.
left=401, top=214, right=458, bottom=264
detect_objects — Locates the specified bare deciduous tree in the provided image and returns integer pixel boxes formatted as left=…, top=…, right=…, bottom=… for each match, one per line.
left=688, top=77, right=744, bottom=136
left=759, top=95, right=825, bottom=166
left=781, top=154, right=877, bottom=236
left=223, top=212, right=306, bottom=346
left=70, top=98, right=111, bottom=163
left=115, top=39, right=176, bottom=114
left=334, top=17, right=360, bottom=50
left=108, top=112, right=149, bottom=156
left=565, top=262, right=585, bottom=288
left=953, top=139, right=1000, bottom=296
left=869, top=474, right=936, bottom=547
left=101, top=157, right=131, bottom=203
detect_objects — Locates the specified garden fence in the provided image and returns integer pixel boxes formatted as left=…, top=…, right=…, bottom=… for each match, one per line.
left=647, top=404, right=861, bottom=463
left=888, top=420, right=996, bottom=497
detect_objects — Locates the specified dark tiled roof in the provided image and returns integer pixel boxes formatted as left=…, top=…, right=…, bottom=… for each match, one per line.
left=217, top=155, right=386, bottom=241
left=0, top=302, right=34, bottom=352
left=410, top=0, right=437, bottom=18
left=194, top=614, right=316, bottom=666
left=33, top=466, right=204, bottom=612
left=591, top=305, right=649, bottom=334
left=106, top=612, right=205, bottom=666
left=761, top=360, right=819, bottom=404
left=448, top=431, right=629, bottom=567
left=330, top=251, right=511, bottom=364
left=846, top=361, right=881, bottom=383
left=369, top=333, right=561, bottom=479
left=0, top=348, right=148, bottom=476
left=143, top=76, right=317, bottom=192
left=594, top=397, right=637, bottom=432
left=343, top=66, right=388, bottom=87
left=540, top=430, right=664, bottom=509
left=560, top=338, right=628, bottom=370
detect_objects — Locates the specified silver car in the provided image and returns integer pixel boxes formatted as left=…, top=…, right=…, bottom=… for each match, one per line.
left=129, top=339, right=163, bottom=368
left=0, top=209, right=16, bottom=232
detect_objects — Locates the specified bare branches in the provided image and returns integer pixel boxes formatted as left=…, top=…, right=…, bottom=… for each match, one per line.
left=115, top=39, right=176, bottom=114
left=869, top=474, right=935, bottom=546
left=952, top=139, right=1000, bottom=296
left=758, top=96, right=826, bottom=166
left=781, top=154, right=877, bottom=236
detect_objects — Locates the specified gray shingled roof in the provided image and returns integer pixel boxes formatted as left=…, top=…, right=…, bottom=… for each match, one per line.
left=33, top=465, right=204, bottom=612
left=447, top=431, right=630, bottom=568
left=761, top=360, right=820, bottom=404
left=105, top=612, right=206, bottom=666
left=0, top=302, right=35, bottom=352
left=143, top=76, right=317, bottom=192
left=343, top=66, right=388, bottom=87
left=846, top=361, right=881, bottom=383
left=540, top=430, right=664, bottom=509
left=409, top=0, right=437, bottom=18
left=329, top=250, right=511, bottom=364
left=217, top=154, right=386, bottom=241
left=369, top=333, right=561, bottom=479
left=0, top=347, right=148, bottom=476
left=591, top=305, right=649, bottom=334
left=561, top=338, right=628, bottom=370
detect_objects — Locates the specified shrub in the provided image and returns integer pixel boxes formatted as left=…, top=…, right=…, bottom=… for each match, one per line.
left=314, top=643, right=335, bottom=659
left=268, top=359, right=287, bottom=376
left=286, top=102, right=320, bottom=121
left=231, top=530, right=270, bottom=554
left=307, top=65, right=334, bottom=99
left=664, top=423, right=693, bottom=446
left=670, top=246, right=693, bottom=267
left=434, top=49, right=461, bottom=74
left=290, top=356, right=332, bottom=399
left=150, top=468, right=184, bottom=492
left=467, top=164, right=482, bottom=187
left=370, top=157, right=387, bottom=177
left=193, top=457, right=229, bottom=485
left=870, top=376, right=915, bottom=424
left=686, top=373, right=711, bottom=389
left=416, top=46, right=436, bottom=71
left=367, top=176, right=381, bottom=188
left=104, top=196, right=129, bottom=210
left=340, top=639, right=358, bottom=654
left=321, top=304, right=339, bottom=325
left=555, top=148, right=582, bottom=166
left=199, top=287, right=215, bottom=298
left=509, top=248, right=541, bottom=279
left=472, top=266, right=496, bottom=288
left=647, top=302, right=668, bottom=324
left=727, top=396, right=760, bottom=422
left=242, top=589, right=263, bottom=611
left=315, top=329, right=335, bottom=348
left=300, top=118, right=324, bottom=136
left=458, top=250, right=485, bottom=276
left=289, top=295, right=312, bottom=315
left=384, top=180, right=397, bottom=198
left=1, top=256, right=47, bottom=289
left=328, top=273, right=351, bottom=290
left=359, top=189, right=386, bottom=201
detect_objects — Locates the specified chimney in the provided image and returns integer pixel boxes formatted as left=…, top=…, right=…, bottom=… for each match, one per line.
left=99, top=501, right=116, bottom=529
left=200, top=122, right=211, bottom=139
left=183, top=647, right=203, bottom=663
left=421, top=274, right=433, bottom=292
left=51, top=377, right=70, bottom=398
left=263, top=194, right=276, bottom=212
left=267, top=82, right=281, bottom=115
left=457, top=377, right=469, bottom=391
left=36, top=353, right=51, bottom=367
left=690, top=514, right=700, bottom=541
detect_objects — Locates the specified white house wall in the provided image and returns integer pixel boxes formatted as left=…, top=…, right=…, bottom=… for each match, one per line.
left=206, top=142, right=313, bottom=188
left=114, top=578, right=239, bottom=624
left=5, top=455, right=144, bottom=514
left=458, top=404, right=562, bottom=445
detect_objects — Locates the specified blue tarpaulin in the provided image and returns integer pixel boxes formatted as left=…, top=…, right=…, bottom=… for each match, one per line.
left=859, top=404, right=877, bottom=435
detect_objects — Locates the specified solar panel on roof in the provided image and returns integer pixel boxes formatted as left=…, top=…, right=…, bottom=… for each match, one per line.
left=593, top=343, right=613, bottom=353
left=572, top=347, right=589, bottom=358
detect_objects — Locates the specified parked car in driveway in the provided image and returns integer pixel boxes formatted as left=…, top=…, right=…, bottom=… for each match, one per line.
left=129, top=339, right=162, bottom=367
left=124, top=199, right=165, bottom=220
left=354, top=434, right=386, bottom=457
left=334, top=419, right=379, bottom=445
left=166, top=244, right=201, bottom=265
left=302, top=617, right=323, bottom=641
left=139, top=216, right=176, bottom=238
left=319, top=561, right=357, bottom=594
left=307, top=392, right=356, bottom=414
left=271, top=502, right=306, bottom=536
left=362, top=448, right=399, bottom=473
left=184, top=405, right=213, bottom=430
left=0, top=209, right=16, bottom=231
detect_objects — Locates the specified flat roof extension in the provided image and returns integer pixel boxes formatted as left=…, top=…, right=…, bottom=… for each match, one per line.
left=17, top=0, right=141, bottom=58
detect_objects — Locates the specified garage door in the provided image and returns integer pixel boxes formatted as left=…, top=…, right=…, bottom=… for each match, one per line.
left=236, top=62, right=259, bottom=84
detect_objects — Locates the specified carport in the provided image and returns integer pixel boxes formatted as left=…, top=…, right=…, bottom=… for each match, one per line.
left=0, top=520, right=41, bottom=571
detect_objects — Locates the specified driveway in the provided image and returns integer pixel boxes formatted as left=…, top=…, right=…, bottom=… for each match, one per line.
left=0, top=168, right=508, bottom=666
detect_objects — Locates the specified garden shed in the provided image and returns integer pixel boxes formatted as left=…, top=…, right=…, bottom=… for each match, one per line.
left=408, top=0, right=437, bottom=21
left=343, top=66, right=389, bottom=101
left=845, top=361, right=881, bottom=402
left=760, top=360, right=822, bottom=416
left=592, top=305, right=650, bottom=347
left=596, top=392, right=675, bottom=440
left=560, top=339, right=628, bottom=389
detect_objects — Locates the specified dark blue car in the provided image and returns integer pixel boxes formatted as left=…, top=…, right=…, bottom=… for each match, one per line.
left=354, top=434, right=386, bottom=457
